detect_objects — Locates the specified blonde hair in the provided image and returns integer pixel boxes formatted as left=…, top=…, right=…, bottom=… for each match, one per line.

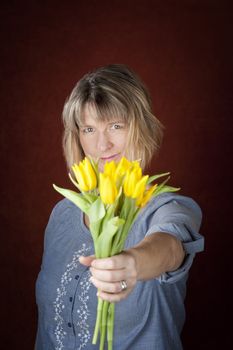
left=62, top=64, right=164, bottom=170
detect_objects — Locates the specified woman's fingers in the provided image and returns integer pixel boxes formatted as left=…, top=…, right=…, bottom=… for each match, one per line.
left=90, top=266, right=126, bottom=282
left=91, top=255, right=126, bottom=270
left=90, top=252, right=137, bottom=276
left=90, top=276, right=123, bottom=294
left=80, top=252, right=138, bottom=302
left=88, top=251, right=138, bottom=303
left=90, top=276, right=134, bottom=303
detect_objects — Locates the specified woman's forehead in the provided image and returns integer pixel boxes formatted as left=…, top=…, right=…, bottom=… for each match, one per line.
left=78, top=102, right=127, bottom=125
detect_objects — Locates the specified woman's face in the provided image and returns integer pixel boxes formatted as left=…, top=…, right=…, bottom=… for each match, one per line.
left=79, top=104, right=129, bottom=170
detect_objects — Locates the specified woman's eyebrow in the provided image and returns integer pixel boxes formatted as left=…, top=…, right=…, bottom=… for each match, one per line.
left=108, top=120, right=125, bottom=124
left=79, top=123, right=94, bottom=127
left=79, top=120, right=125, bottom=127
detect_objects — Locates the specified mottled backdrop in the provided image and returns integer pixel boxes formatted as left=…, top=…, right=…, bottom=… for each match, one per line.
left=1, top=1, right=232, bottom=349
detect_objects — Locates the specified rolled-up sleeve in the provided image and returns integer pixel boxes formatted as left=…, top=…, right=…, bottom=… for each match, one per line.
left=145, top=195, right=204, bottom=284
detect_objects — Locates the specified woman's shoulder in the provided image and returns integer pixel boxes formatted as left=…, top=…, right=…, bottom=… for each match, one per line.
left=43, top=199, right=82, bottom=250
left=51, top=198, right=80, bottom=218
left=143, top=192, right=201, bottom=216
left=136, top=192, right=202, bottom=232
left=46, top=198, right=81, bottom=234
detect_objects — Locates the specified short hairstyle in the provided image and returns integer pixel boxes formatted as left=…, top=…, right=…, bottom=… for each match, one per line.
left=62, top=64, right=164, bottom=170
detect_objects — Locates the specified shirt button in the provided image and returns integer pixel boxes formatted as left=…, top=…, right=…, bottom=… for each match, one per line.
left=68, top=322, right=72, bottom=328
left=69, top=297, right=73, bottom=302
left=75, top=275, right=79, bottom=280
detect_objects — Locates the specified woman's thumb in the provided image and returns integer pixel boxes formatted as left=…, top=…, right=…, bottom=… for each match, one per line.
left=79, top=255, right=95, bottom=267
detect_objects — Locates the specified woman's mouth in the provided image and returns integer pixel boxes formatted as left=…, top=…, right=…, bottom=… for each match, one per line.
left=100, top=153, right=120, bottom=162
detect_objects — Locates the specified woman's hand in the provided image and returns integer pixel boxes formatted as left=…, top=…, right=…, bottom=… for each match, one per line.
left=79, top=252, right=137, bottom=303
left=79, top=232, right=185, bottom=303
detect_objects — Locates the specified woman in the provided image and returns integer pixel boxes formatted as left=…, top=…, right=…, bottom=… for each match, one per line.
left=35, top=64, right=204, bottom=349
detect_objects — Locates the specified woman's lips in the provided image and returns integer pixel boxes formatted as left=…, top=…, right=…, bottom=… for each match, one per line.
left=100, top=153, right=120, bottom=161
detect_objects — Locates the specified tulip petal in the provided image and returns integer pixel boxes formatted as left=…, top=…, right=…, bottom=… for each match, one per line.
left=72, top=163, right=89, bottom=191
left=132, top=175, right=149, bottom=199
left=104, top=161, right=116, bottom=177
left=84, top=158, right=97, bottom=190
left=68, top=172, right=82, bottom=191
left=99, top=173, right=118, bottom=205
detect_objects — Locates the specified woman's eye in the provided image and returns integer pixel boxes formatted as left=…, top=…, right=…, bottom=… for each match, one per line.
left=82, top=127, right=94, bottom=134
left=110, top=123, right=124, bottom=130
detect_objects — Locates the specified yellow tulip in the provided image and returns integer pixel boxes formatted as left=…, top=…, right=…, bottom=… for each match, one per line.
left=131, top=160, right=141, bottom=169
left=83, top=158, right=97, bottom=189
left=72, top=163, right=88, bottom=191
left=103, top=161, right=116, bottom=177
left=123, top=166, right=142, bottom=197
left=72, top=158, right=97, bottom=192
left=136, top=183, right=158, bottom=207
left=132, top=175, right=149, bottom=199
left=99, top=173, right=118, bottom=205
left=115, top=157, right=132, bottom=178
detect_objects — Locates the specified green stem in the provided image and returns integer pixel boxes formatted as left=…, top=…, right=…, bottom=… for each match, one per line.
left=100, top=301, right=109, bottom=350
left=92, top=297, right=103, bottom=344
left=112, top=200, right=137, bottom=255
left=107, top=303, right=115, bottom=350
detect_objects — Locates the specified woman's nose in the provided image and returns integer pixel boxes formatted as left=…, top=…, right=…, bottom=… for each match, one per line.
left=97, top=132, right=113, bottom=152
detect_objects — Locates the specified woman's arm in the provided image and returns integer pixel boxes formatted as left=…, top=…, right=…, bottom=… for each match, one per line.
left=128, top=231, right=185, bottom=280
left=79, top=232, right=185, bottom=303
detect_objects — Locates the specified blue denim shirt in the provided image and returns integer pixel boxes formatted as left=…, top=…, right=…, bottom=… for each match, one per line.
left=35, top=193, right=204, bottom=350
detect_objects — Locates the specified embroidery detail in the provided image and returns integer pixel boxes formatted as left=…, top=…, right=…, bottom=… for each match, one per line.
left=77, top=270, right=91, bottom=348
left=54, top=243, right=91, bottom=350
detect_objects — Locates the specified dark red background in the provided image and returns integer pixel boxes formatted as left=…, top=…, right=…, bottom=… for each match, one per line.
left=1, top=1, right=232, bottom=348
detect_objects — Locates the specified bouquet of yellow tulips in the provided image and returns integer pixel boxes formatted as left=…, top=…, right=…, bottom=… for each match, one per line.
left=53, top=156, right=179, bottom=350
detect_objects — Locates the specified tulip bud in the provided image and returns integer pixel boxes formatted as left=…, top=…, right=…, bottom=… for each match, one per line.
left=132, top=175, right=149, bottom=199
left=115, top=157, right=132, bottom=178
left=104, top=161, right=116, bottom=177
left=72, top=157, right=97, bottom=192
left=123, top=167, right=142, bottom=197
left=99, top=173, right=118, bottom=205
left=83, top=158, right=97, bottom=190
left=136, top=183, right=157, bottom=207
left=72, top=163, right=89, bottom=191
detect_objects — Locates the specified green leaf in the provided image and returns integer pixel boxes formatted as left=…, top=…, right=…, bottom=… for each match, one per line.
left=153, top=185, right=180, bottom=197
left=87, top=197, right=106, bottom=223
left=95, top=217, right=125, bottom=258
left=119, top=196, right=132, bottom=220
left=152, top=176, right=171, bottom=194
left=83, top=193, right=99, bottom=204
left=53, top=184, right=90, bottom=213
left=147, top=172, right=170, bottom=184
left=112, top=201, right=137, bottom=254
left=110, top=217, right=125, bottom=235
left=89, top=219, right=103, bottom=240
